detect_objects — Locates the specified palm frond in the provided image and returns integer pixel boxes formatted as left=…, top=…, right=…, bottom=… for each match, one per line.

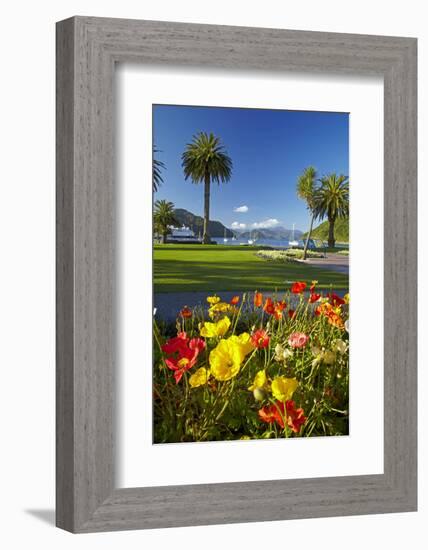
left=181, top=131, right=232, bottom=185
left=314, top=174, right=349, bottom=222
left=296, top=166, right=318, bottom=211
left=153, top=147, right=166, bottom=192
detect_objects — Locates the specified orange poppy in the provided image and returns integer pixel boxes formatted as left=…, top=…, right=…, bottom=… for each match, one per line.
left=259, top=400, right=306, bottom=433
left=254, top=292, right=263, bottom=307
left=285, top=400, right=307, bottom=434
left=263, top=297, right=276, bottom=315
left=230, top=295, right=240, bottom=305
left=327, top=312, right=345, bottom=329
left=258, top=401, right=285, bottom=428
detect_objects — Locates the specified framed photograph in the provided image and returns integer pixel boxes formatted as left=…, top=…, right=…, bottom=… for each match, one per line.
left=56, top=16, right=417, bottom=532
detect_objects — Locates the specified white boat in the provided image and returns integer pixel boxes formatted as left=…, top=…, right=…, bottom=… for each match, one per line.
left=168, top=225, right=197, bottom=242
left=223, top=228, right=228, bottom=243
left=289, top=223, right=299, bottom=247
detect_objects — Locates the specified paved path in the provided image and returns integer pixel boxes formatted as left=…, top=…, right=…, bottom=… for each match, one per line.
left=295, top=253, right=349, bottom=274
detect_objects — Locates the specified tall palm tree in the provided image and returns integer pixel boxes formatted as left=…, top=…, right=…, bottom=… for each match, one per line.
left=182, top=132, right=232, bottom=244
left=153, top=200, right=178, bottom=244
left=297, top=166, right=318, bottom=260
left=314, top=173, right=349, bottom=248
left=153, top=147, right=165, bottom=192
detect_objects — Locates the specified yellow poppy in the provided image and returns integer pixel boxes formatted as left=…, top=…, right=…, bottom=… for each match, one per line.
left=200, top=316, right=231, bottom=338
left=209, top=335, right=253, bottom=382
left=207, top=295, right=221, bottom=305
left=228, top=332, right=255, bottom=359
left=189, top=367, right=209, bottom=388
left=248, top=370, right=269, bottom=391
left=208, top=301, right=233, bottom=319
left=271, top=376, right=298, bottom=402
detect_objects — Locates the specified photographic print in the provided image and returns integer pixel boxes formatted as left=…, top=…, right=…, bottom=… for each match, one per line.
left=153, top=104, right=349, bottom=444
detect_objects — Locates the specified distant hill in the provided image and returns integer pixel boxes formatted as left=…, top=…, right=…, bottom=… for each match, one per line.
left=303, top=218, right=349, bottom=243
left=173, top=208, right=234, bottom=238
left=237, top=227, right=304, bottom=240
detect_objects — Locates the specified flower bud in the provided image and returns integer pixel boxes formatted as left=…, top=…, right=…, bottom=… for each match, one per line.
left=253, top=387, right=267, bottom=402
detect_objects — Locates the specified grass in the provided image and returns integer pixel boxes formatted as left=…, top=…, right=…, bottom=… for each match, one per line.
left=154, top=244, right=348, bottom=293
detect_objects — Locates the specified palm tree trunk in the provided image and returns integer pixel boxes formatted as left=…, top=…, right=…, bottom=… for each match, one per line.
left=202, top=173, right=211, bottom=244
left=303, top=213, right=315, bottom=260
left=328, top=217, right=335, bottom=248
left=162, top=231, right=167, bottom=244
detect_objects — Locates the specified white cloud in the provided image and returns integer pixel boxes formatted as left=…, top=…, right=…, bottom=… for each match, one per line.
left=251, top=218, right=281, bottom=229
left=231, top=221, right=247, bottom=229
left=233, top=205, right=249, bottom=213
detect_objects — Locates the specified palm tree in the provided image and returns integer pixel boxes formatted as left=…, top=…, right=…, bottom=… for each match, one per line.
left=314, top=173, right=349, bottom=248
left=182, top=132, right=232, bottom=244
left=153, top=147, right=165, bottom=192
left=153, top=200, right=178, bottom=244
left=297, top=166, right=318, bottom=260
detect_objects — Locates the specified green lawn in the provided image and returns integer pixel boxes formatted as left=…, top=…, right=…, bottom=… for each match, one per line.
left=154, top=244, right=348, bottom=293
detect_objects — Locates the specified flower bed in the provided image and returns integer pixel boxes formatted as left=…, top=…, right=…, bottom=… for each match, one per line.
left=255, top=249, right=324, bottom=262
left=153, top=281, right=349, bottom=443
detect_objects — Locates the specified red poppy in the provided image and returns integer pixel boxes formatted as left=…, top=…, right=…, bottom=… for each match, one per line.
left=165, top=348, right=198, bottom=384
left=230, top=295, right=240, bottom=305
left=291, top=281, right=307, bottom=294
left=180, top=306, right=192, bottom=318
left=285, top=400, right=307, bottom=434
left=328, top=292, right=345, bottom=307
left=188, top=338, right=206, bottom=353
left=288, top=309, right=296, bottom=319
left=309, top=292, right=321, bottom=303
left=254, top=292, right=263, bottom=308
left=162, top=333, right=206, bottom=383
left=251, top=329, right=270, bottom=349
left=161, top=332, right=188, bottom=354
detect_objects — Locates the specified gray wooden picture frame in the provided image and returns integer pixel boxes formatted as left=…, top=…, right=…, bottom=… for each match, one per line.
left=56, top=16, right=417, bottom=533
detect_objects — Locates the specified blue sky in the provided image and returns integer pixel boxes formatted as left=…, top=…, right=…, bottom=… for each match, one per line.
left=153, top=104, right=349, bottom=232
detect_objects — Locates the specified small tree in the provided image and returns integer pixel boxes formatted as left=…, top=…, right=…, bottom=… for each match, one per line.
left=297, top=166, right=318, bottom=260
left=314, top=174, right=349, bottom=248
left=153, top=200, right=178, bottom=244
